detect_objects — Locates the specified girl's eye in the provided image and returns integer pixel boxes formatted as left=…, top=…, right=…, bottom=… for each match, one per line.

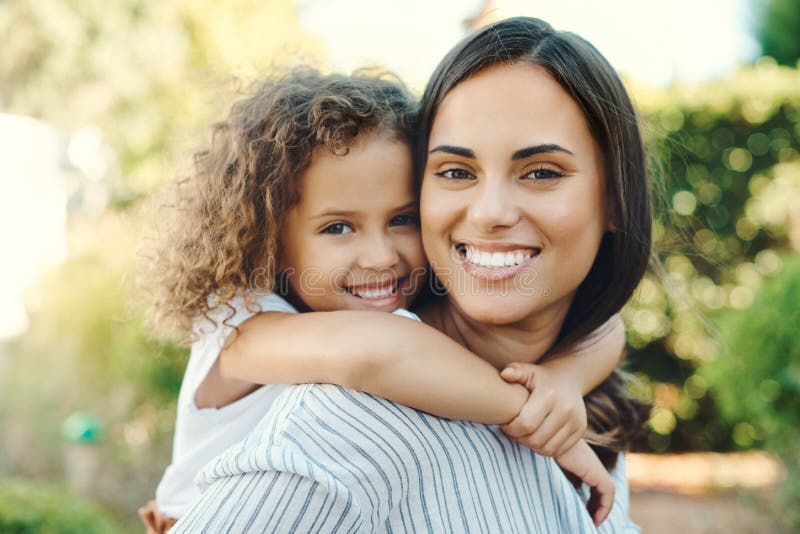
left=389, top=214, right=419, bottom=227
left=321, top=222, right=353, bottom=235
left=524, top=167, right=565, bottom=181
left=435, top=168, right=474, bottom=181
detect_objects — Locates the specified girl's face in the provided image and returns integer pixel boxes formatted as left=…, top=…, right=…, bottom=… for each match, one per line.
left=421, top=62, right=610, bottom=326
left=280, top=134, right=427, bottom=312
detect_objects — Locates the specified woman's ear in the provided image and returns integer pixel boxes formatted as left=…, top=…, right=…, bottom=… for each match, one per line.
left=604, top=192, right=618, bottom=233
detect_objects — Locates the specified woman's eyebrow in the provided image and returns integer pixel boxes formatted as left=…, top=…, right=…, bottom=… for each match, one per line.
left=512, top=144, right=574, bottom=159
left=428, top=145, right=474, bottom=158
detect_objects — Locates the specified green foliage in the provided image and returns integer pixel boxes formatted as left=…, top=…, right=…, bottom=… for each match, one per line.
left=0, top=478, right=134, bottom=534
left=1, top=0, right=800, bottom=522
left=755, top=0, right=800, bottom=67
left=0, top=0, right=321, bottom=201
left=702, top=254, right=800, bottom=451
left=701, top=254, right=800, bottom=528
left=623, top=61, right=800, bottom=452
left=0, top=0, right=323, bottom=514
left=0, top=213, right=186, bottom=511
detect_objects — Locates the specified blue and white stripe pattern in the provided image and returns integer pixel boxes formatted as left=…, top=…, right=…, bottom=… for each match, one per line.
left=173, top=384, right=640, bottom=533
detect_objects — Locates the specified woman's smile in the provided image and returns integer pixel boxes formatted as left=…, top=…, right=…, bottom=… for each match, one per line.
left=453, top=241, right=541, bottom=281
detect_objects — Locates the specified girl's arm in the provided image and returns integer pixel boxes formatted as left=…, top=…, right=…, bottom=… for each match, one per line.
left=206, top=310, right=529, bottom=423
left=499, top=314, right=626, bottom=456
left=208, top=309, right=620, bottom=523
left=548, top=313, right=626, bottom=395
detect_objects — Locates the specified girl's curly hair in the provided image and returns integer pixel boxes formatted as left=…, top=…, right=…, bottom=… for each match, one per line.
left=143, top=68, right=417, bottom=339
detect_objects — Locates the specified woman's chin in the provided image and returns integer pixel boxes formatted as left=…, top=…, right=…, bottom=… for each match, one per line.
left=452, top=294, right=541, bottom=326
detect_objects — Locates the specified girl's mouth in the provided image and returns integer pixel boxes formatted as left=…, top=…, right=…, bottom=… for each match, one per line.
left=344, top=277, right=407, bottom=309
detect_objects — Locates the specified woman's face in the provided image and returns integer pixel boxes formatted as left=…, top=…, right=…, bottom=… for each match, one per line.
left=421, top=62, right=610, bottom=326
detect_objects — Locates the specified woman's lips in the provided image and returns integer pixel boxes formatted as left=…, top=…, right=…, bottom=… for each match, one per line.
left=453, top=242, right=541, bottom=281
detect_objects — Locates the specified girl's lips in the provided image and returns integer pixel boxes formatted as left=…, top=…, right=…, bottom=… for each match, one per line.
left=344, top=276, right=409, bottom=310
left=345, top=276, right=403, bottom=295
left=347, top=290, right=402, bottom=309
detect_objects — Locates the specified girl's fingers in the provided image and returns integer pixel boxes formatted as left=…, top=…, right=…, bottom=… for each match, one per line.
left=501, top=397, right=550, bottom=437
left=588, top=476, right=615, bottom=526
left=500, top=362, right=537, bottom=390
left=554, top=427, right=583, bottom=458
left=517, top=415, right=570, bottom=456
left=538, top=425, right=575, bottom=458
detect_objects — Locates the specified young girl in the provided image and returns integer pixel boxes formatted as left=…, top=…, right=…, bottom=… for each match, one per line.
left=139, top=67, right=627, bottom=531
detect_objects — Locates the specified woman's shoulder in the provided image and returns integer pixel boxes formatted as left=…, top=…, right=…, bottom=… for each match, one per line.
left=210, top=384, right=435, bottom=466
left=193, top=384, right=389, bottom=490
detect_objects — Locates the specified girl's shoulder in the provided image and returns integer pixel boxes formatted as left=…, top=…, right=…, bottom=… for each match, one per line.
left=194, top=291, right=298, bottom=341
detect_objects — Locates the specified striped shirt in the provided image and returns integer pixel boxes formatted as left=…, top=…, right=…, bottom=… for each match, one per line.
left=173, top=384, right=640, bottom=533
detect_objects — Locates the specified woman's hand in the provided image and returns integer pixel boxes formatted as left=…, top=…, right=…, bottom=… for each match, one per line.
left=499, top=362, right=587, bottom=457
left=555, top=440, right=615, bottom=526
left=138, top=500, right=177, bottom=534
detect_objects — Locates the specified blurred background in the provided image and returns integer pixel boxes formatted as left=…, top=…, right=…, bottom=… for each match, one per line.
left=1, top=0, right=798, bottom=532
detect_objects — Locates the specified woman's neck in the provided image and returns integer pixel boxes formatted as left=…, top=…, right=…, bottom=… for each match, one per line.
left=418, top=298, right=571, bottom=370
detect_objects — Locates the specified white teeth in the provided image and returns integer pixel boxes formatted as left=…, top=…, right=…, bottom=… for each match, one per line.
left=462, top=245, right=534, bottom=268
left=355, top=288, right=393, bottom=299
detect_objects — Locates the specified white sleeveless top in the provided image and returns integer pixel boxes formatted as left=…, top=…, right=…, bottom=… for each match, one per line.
left=155, top=292, right=298, bottom=517
left=155, top=292, right=421, bottom=517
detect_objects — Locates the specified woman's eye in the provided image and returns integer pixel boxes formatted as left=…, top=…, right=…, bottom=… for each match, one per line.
left=389, top=214, right=419, bottom=227
left=524, top=167, right=564, bottom=181
left=436, top=168, right=474, bottom=180
left=321, top=222, right=353, bottom=235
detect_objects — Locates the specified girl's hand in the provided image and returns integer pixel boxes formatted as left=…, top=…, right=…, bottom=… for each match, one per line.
left=555, top=441, right=615, bottom=526
left=499, top=362, right=587, bottom=457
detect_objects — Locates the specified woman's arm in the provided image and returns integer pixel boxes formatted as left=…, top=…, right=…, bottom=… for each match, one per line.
left=210, top=310, right=529, bottom=423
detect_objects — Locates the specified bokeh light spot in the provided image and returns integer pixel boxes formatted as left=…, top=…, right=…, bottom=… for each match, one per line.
left=672, top=190, right=697, bottom=215
left=725, top=147, right=753, bottom=172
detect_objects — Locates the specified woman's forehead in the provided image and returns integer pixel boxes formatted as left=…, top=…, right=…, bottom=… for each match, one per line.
left=428, top=63, right=594, bottom=157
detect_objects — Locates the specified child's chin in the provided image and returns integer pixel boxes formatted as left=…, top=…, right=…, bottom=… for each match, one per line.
left=337, top=292, right=392, bottom=311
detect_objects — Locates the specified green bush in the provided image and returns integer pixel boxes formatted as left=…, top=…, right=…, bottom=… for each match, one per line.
left=0, top=213, right=185, bottom=512
left=622, top=60, right=800, bottom=452
left=0, top=478, right=132, bottom=534
left=700, top=254, right=800, bottom=528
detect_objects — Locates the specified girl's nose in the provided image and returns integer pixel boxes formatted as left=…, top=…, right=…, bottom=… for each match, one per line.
left=357, top=232, right=400, bottom=271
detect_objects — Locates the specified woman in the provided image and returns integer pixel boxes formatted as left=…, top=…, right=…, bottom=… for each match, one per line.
left=172, top=16, right=650, bottom=532
left=416, top=15, right=650, bottom=470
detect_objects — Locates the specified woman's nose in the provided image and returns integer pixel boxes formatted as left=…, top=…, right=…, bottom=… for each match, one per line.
left=467, top=179, right=520, bottom=232
left=357, top=232, right=400, bottom=270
